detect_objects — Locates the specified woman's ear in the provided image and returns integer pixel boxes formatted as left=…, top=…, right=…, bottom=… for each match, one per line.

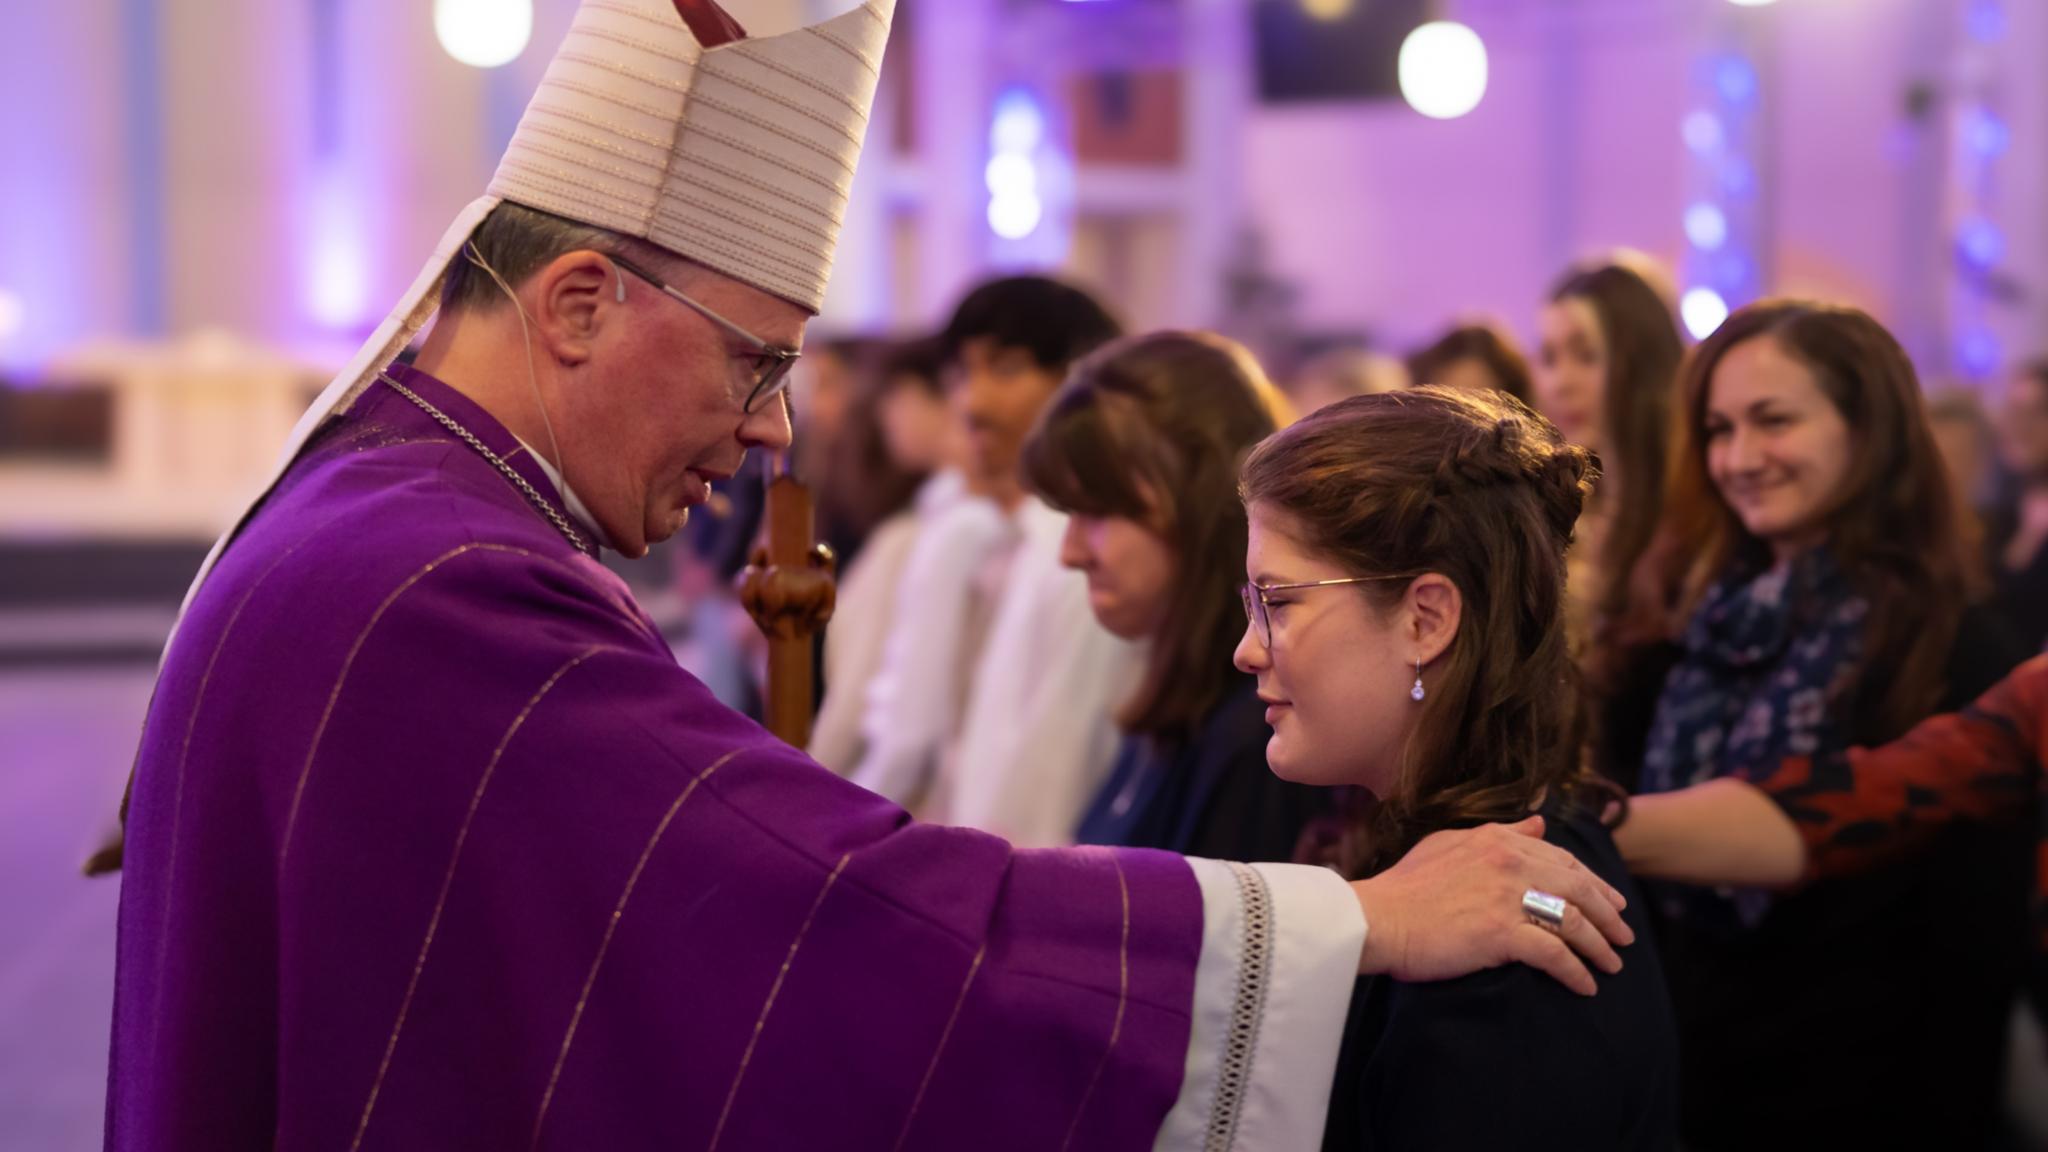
left=1407, top=573, right=1461, bottom=667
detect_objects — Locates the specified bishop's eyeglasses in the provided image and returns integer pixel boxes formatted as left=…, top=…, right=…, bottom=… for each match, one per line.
left=607, top=253, right=801, bottom=415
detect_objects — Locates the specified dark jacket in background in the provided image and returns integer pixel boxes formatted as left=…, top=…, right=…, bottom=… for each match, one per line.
left=1075, top=674, right=1328, bottom=863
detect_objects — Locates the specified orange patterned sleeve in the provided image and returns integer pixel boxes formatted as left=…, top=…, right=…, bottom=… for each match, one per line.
left=1738, top=655, right=2048, bottom=955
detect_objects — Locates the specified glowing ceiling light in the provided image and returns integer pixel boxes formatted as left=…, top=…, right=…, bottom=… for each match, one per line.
left=1681, top=288, right=1731, bottom=340
left=0, top=290, right=22, bottom=344
left=1682, top=111, right=1725, bottom=155
left=988, top=195, right=1043, bottom=241
left=985, top=154, right=1037, bottom=199
left=991, top=90, right=1046, bottom=156
left=435, top=0, right=533, bottom=70
left=1685, top=203, right=1729, bottom=251
left=1398, top=22, right=1489, bottom=121
left=1302, top=0, right=1354, bottom=20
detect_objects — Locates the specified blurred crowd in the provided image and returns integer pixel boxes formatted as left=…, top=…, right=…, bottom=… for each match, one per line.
left=664, top=254, right=2048, bottom=1148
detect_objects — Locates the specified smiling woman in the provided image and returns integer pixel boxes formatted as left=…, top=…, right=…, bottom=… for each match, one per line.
left=1634, top=299, right=2031, bottom=1150
left=1647, top=300, right=1978, bottom=750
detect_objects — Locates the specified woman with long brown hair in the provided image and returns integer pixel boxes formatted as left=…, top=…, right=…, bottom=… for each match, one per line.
left=1634, top=299, right=2026, bottom=1150
left=1533, top=259, right=1683, bottom=644
left=1235, top=386, right=1676, bottom=1148
left=1021, top=331, right=1328, bottom=860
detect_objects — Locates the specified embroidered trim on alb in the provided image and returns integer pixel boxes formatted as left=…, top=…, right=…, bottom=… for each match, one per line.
left=1205, top=862, right=1274, bottom=1152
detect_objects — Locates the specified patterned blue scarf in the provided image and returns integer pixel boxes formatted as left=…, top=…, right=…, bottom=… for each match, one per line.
left=1643, top=547, right=1869, bottom=793
left=1641, top=546, right=1870, bottom=922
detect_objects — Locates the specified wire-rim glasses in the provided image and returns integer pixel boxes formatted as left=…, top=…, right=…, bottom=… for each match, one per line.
left=1240, top=574, right=1419, bottom=649
left=608, top=253, right=800, bottom=414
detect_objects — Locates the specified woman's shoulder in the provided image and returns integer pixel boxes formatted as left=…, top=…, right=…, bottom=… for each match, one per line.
left=1327, top=805, right=1676, bottom=1150
left=1338, top=958, right=1676, bottom=1151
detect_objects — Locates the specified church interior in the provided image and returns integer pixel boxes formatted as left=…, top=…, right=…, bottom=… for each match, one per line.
left=7, top=0, right=2048, bottom=1147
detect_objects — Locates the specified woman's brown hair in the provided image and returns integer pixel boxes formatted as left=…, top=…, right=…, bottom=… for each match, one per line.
left=1407, top=321, right=1534, bottom=405
left=807, top=338, right=930, bottom=555
left=1021, top=331, right=1291, bottom=738
left=1653, top=299, right=1974, bottom=742
left=1548, top=261, right=1685, bottom=636
left=1240, top=386, right=1613, bottom=878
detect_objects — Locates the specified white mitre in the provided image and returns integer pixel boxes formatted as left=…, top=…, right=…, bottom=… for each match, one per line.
left=176, top=0, right=895, bottom=609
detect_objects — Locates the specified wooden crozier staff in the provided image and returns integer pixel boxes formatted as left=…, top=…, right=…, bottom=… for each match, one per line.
left=738, top=452, right=837, bottom=747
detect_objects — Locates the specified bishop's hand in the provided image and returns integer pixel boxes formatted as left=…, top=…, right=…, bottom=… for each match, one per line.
left=1349, top=816, right=1634, bottom=996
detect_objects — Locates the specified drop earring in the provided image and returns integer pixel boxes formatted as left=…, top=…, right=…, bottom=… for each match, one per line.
left=1411, top=658, right=1425, bottom=702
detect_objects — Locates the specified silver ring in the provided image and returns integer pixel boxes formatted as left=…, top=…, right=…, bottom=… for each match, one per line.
left=1522, top=888, right=1568, bottom=932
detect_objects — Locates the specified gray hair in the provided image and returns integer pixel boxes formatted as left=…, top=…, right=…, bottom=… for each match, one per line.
left=438, top=201, right=703, bottom=314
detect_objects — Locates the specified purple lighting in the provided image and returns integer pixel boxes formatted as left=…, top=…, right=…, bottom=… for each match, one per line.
left=1719, top=157, right=1756, bottom=199
left=1958, top=328, right=2001, bottom=379
left=1715, top=251, right=1755, bottom=290
left=1966, top=0, right=2007, bottom=44
left=1962, top=108, right=2010, bottom=158
left=305, top=165, right=371, bottom=330
left=1957, top=218, right=2005, bottom=270
left=1683, top=111, right=1725, bottom=155
left=1714, top=57, right=1758, bottom=106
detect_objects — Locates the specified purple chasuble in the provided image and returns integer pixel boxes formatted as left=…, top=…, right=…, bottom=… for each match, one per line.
left=107, top=365, right=1203, bottom=1150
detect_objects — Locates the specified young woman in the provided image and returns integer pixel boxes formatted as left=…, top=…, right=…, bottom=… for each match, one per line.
left=1632, top=300, right=2027, bottom=1150
left=1532, top=258, right=1686, bottom=789
left=808, top=338, right=961, bottom=775
left=1233, top=386, right=1677, bottom=1150
left=1531, top=259, right=1682, bottom=642
left=1020, top=331, right=1329, bottom=861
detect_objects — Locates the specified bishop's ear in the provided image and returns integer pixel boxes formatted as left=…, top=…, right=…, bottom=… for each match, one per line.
left=531, top=250, right=617, bottom=366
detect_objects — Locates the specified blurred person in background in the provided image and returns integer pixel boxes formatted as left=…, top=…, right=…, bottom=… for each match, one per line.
left=1022, top=331, right=1328, bottom=861
left=799, top=337, right=926, bottom=571
left=1531, top=257, right=1683, bottom=652
left=1405, top=321, right=1533, bottom=406
left=845, top=276, right=1140, bottom=846
left=1631, top=300, right=2028, bottom=1151
left=1994, top=360, right=2048, bottom=656
left=1281, top=345, right=1409, bottom=415
left=1928, top=386, right=2012, bottom=526
left=1533, top=257, right=1686, bottom=792
left=809, top=337, right=962, bottom=774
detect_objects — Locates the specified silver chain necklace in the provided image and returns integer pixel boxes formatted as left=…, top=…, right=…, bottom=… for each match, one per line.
left=377, top=372, right=591, bottom=554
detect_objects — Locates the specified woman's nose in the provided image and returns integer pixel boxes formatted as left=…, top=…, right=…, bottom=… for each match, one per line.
left=1233, top=621, right=1270, bottom=674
